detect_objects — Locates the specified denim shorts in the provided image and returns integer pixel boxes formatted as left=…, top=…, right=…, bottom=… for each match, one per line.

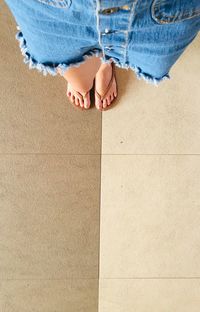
left=3, top=0, right=200, bottom=84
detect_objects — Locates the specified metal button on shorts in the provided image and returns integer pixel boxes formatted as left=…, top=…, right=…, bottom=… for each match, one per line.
left=4, top=0, right=200, bottom=84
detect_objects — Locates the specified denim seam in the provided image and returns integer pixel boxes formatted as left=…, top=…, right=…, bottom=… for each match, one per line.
left=96, top=0, right=105, bottom=61
left=36, top=0, right=71, bottom=9
left=151, top=0, right=200, bottom=24
left=15, top=25, right=170, bottom=85
left=15, top=26, right=103, bottom=76
left=124, top=0, right=138, bottom=64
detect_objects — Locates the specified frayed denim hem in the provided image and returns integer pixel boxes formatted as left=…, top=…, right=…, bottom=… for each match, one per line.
left=15, top=25, right=170, bottom=85
left=100, top=55, right=170, bottom=86
left=15, top=26, right=103, bottom=77
left=130, top=66, right=170, bottom=85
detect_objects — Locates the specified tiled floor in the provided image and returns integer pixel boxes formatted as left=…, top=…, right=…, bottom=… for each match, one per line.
left=0, top=2, right=101, bottom=311
left=99, top=35, right=200, bottom=311
left=1, top=1, right=200, bottom=311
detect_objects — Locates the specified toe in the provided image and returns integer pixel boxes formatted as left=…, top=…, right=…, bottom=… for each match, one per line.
left=95, top=96, right=103, bottom=110
left=75, top=97, right=80, bottom=106
left=70, top=94, right=76, bottom=105
left=82, top=92, right=90, bottom=109
left=66, top=82, right=92, bottom=110
left=78, top=96, right=84, bottom=107
left=103, top=99, right=107, bottom=108
left=107, top=96, right=111, bottom=106
left=79, top=97, right=84, bottom=108
left=109, top=94, right=113, bottom=104
left=83, top=96, right=90, bottom=109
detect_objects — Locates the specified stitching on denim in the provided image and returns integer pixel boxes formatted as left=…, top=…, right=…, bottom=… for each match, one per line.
left=100, top=54, right=170, bottom=85
left=96, top=0, right=105, bottom=60
left=15, top=26, right=103, bottom=76
left=96, top=1, right=130, bottom=61
left=101, top=29, right=128, bottom=35
left=151, top=0, right=200, bottom=24
left=124, top=0, right=138, bottom=65
left=37, top=0, right=71, bottom=9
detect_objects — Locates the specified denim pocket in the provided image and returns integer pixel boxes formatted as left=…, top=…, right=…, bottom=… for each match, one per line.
left=151, top=0, right=200, bottom=24
left=37, top=0, right=71, bottom=9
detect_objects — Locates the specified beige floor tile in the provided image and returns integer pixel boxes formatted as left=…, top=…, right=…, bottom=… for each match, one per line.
left=99, top=279, right=200, bottom=312
left=0, top=155, right=100, bottom=279
left=0, top=279, right=98, bottom=312
left=102, top=34, right=200, bottom=154
left=100, top=155, right=200, bottom=278
left=0, top=2, right=101, bottom=154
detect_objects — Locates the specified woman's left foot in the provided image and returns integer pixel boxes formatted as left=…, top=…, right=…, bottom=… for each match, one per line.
left=95, top=61, right=117, bottom=111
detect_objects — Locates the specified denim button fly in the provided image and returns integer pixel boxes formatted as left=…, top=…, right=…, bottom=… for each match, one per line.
left=97, top=1, right=135, bottom=65
left=5, top=0, right=200, bottom=84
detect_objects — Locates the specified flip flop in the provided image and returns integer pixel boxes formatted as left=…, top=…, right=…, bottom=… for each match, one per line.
left=95, top=61, right=117, bottom=111
left=67, top=79, right=95, bottom=109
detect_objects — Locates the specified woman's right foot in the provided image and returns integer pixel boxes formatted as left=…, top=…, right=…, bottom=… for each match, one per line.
left=57, top=54, right=102, bottom=110
left=66, top=81, right=93, bottom=109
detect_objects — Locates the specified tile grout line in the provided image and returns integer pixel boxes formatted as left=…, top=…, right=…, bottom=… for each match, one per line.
left=98, top=277, right=200, bottom=280
left=97, top=112, right=103, bottom=312
left=1, top=153, right=200, bottom=156
left=1, top=277, right=200, bottom=281
left=102, top=154, right=200, bottom=156
left=98, top=119, right=200, bottom=311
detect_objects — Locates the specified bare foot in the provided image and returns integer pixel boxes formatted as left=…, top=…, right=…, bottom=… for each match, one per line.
left=66, top=82, right=92, bottom=109
left=57, top=55, right=102, bottom=110
left=95, top=61, right=117, bottom=111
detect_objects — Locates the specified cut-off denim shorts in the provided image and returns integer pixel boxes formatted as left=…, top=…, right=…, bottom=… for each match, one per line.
left=3, top=0, right=200, bottom=84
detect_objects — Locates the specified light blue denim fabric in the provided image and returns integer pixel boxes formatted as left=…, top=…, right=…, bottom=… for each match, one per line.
left=3, top=0, right=200, bottom=84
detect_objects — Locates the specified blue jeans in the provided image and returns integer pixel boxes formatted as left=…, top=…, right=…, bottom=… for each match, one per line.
left=3, top=0, right=200, bottom=84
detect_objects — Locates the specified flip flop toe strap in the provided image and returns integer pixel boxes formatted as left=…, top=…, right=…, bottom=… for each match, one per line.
left=95, top=62, right=115, bottom=101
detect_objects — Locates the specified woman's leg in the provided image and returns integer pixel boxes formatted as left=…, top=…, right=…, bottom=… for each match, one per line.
left=4, top=0, right=118, bottom=111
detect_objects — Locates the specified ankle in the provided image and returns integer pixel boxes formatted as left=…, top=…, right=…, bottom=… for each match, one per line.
left=97, top=62, right=112, bottom=73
